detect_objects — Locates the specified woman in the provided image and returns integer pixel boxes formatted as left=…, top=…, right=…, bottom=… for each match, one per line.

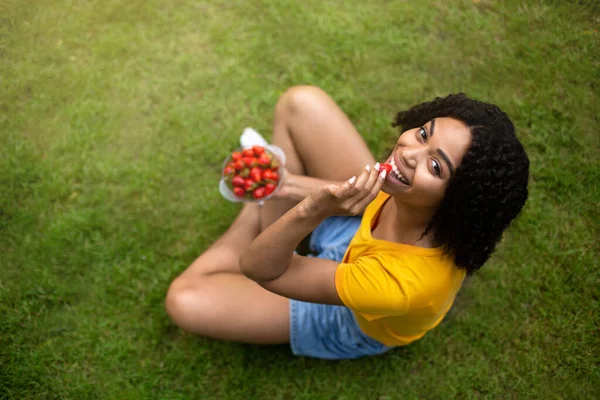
left=165, top=86, right=529, bottom=359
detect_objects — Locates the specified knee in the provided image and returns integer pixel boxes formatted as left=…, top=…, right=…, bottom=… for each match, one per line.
left=278, top=85, right=329, bottom=116
left=164, top=280, right=190, bottom=327
left=165, top=279, right=208, bottom=333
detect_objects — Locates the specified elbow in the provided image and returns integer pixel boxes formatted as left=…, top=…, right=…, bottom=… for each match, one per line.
left=239, top=254, right=279, bottom=284
left=239, top=253, right=257, bottom=281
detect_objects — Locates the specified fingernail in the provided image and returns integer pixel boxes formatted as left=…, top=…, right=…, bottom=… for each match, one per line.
left=348, top=176, right=357, bottom=184
left=374, top=162, right=380, bottom=171
left=365, top=164, right=371, bottom=172
left=379, top=170, right=387, bottom=179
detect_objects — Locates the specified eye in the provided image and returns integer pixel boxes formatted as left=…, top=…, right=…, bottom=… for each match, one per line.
left=431, top=159, right=442, bottom=177
left=418, top=127, right=427, bottom=141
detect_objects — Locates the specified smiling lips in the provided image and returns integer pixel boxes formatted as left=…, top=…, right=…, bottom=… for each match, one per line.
left=388, top=158, right=410, bottom=185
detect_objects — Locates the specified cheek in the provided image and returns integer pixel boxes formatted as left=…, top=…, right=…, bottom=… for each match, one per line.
left=397, top=130, right=417, bottom=146
left=415, top=173, right=447, bottom=203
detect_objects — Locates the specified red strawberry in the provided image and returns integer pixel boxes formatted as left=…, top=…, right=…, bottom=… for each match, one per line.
left=270, top=171, right=279, bottom=182
left=233, top=187, right=245, bottom=197
left=257, top=153, right=271, bottom=167
left=252, top=146, right=265, bottom=156
left=231, top=152, right=242, bottom=162
left=232, top=175, right=245, bottom=187
left=244, top=178, right=255, bottom=191
left=249, top=167, right=262, bottom=183
left=234, top=160, right=245, bottom=170
left=253, top=187, right=266, bottom=199
left=380, top=163, right=392, bottom=173
left=223, top=166, right=234, bottom=176
left=242, top=157, right=255, bottom=167
left=264, top=183, right=276, bottom=195
left=263, top=169, right=275, bottom=181
left=242, top=148, right=255, bottom=158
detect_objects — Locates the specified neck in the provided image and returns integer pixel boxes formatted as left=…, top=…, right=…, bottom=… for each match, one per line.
left=385, top=197, right=437, bottom=246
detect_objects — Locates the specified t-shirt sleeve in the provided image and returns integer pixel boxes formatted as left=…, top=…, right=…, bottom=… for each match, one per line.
left=335, top=255, right=411, bottom=318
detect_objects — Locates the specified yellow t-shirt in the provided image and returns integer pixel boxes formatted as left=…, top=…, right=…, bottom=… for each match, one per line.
left=334, top=192, right=466, bottom=346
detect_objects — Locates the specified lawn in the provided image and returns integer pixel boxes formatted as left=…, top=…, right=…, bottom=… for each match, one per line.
left=1, top=0, right=599, bottom=398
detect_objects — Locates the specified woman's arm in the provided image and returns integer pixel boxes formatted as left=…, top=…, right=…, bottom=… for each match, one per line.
left=273, top=170, right=346, bottom=202
left=240, top=202, right=345, bottom=304
left=239, top=164, right=386, bottom=304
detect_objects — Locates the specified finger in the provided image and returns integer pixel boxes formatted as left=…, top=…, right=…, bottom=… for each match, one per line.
left=363, top=163, right=383, bottom=192
left=351, top=168, right=387, bottom=212
left=344, top=164, right=372, bottom=197
left=325, top=183, right=341, bottom=196
left=350, top=163, right=380, bottom=202
left=333, top=175, right=357, bottom=197
left=270, top=187, right=288, bottom=199
left=372, top=167, right=387, bottom=194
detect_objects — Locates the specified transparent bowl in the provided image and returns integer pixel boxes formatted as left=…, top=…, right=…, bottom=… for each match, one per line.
left=219, top=145, right=286, bottom=203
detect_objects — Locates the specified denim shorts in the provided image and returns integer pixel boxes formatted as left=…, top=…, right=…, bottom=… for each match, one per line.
left=289, top=216, right=394, bottom=359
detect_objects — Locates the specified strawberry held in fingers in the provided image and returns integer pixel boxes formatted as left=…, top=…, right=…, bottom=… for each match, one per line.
left=379, top=163, right=393, bottom=174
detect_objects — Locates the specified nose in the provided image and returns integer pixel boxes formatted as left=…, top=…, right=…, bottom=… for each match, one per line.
left=400, top=146, right=422, bottom=169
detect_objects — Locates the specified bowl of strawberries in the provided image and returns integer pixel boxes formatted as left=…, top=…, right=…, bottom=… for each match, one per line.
left=219, top=145, right=286, bottom=203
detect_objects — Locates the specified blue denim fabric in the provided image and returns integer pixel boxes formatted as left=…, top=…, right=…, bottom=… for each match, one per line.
left=289, top=216, right=394, bottom=359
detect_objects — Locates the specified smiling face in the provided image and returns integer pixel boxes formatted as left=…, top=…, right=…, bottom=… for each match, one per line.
left=382, top=117, right=472, bottom=208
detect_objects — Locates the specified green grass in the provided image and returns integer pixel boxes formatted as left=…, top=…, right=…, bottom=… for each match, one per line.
left=1, top=0, right=599, bottom=398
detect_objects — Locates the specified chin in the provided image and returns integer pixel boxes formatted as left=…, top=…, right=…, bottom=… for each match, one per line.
left=380, top=185, right=406, bottom=201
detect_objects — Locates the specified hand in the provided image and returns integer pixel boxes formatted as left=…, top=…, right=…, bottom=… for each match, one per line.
left=269, top=168, right=296, bottom=200
left=270, top=169, right=340, bottom=202
left=299, top=163, right=387, bottom=219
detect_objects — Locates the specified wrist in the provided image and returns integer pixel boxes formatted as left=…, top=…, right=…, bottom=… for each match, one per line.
left=297, top=194, right=333, bottom=222
left=284, top=174, right=344, bottom=202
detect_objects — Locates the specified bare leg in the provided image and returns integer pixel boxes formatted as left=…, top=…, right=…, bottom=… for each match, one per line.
left=165, top=86, right=375, bottom=344
left=261, top=86, right=376, bottom=229
left=166, top=203, right=291, bottom=344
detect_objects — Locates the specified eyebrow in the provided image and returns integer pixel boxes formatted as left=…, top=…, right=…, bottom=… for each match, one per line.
left=428, top=119, right=455, bottom=175
left=437, top=149, right=455, bottom=176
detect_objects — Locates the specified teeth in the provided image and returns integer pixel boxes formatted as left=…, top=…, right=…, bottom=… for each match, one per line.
left=390, top=159, right=400, bottom=174
left=389, top=159, right=409, bottom=184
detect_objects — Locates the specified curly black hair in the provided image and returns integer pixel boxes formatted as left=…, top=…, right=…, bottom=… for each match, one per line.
left=392, top=93, right=529, bottom=274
